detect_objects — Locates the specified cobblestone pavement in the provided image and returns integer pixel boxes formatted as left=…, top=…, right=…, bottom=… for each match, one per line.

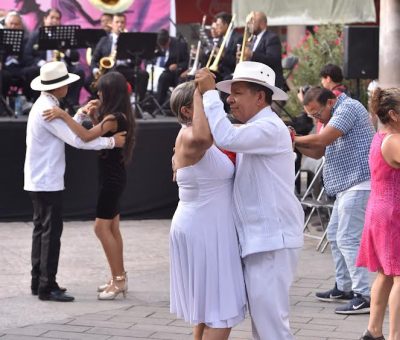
left=0, top=220, right=387, bottom=339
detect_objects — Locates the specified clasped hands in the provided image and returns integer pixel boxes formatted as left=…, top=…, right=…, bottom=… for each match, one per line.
left=194, top=68, right=216, bottom=95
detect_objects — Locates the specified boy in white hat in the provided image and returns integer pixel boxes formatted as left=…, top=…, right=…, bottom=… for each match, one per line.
left=24, top=61, right=126, bottom=302
left=195, top=62, right=304, bottom=339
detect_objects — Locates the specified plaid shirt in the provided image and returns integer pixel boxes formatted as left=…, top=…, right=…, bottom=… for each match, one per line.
left=323, top=94, right=374, bottom=196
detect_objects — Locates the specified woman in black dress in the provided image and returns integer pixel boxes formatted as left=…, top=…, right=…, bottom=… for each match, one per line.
left=43, top=72, right=135, bottom=300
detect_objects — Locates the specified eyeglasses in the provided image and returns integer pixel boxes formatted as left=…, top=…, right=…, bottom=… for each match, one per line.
left=308, top=105, right=325, bottom=118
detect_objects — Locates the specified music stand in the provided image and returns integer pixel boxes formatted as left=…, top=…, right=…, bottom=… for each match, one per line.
left=38, top=25, right=81, bottom=51
left=76, top=28, right=107, bottom=49
left=116, top=32, right=158, bottom=118
left=0, top=29, right=24, bottom=117
left=142, top=60, right=167, bottom=117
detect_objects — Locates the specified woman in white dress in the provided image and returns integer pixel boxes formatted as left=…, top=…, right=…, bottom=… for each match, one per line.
left=169, top=80, right=246, bottom=340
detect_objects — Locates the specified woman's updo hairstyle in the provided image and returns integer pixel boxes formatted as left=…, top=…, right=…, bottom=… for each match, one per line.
left=370, top=87, right=400, bottom=124
left=169, top=81, right=196, bottom=125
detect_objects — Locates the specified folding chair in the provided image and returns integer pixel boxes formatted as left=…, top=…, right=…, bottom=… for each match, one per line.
left=297, top=157, right=334, bottom=252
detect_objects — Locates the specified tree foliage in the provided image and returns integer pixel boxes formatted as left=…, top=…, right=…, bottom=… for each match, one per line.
left=284, top=25, right=344, bottom=116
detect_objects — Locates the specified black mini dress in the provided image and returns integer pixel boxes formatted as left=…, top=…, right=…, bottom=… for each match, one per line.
left=96, top=113, right=128, bottom=219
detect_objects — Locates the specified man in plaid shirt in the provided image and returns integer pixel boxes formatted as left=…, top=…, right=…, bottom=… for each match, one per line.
left=294, top=86, right=375, bottom=315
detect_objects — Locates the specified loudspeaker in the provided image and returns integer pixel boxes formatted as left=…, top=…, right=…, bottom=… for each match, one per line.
left=343, top=25, right=379, bottom=79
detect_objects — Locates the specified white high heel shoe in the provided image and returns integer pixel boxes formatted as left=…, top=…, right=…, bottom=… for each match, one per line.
left=97, top=280, right=111, bottom=293
left=98, top=273, right=128, bottom=300
left=97, top=271, right=127, bottom=293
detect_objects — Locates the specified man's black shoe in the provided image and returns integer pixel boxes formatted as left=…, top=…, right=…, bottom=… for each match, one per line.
left=38, top=289, right=74, bottom=302
left=31, top=283, right=67, bottom=296
left=335, top=293, right=370, bottom=315
left=315, top=282, right=354, bottom=302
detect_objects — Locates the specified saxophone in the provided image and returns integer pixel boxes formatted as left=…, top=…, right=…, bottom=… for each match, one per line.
left=90, top=49, right=116, bottom=91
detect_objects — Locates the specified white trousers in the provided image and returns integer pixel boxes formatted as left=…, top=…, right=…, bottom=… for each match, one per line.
left=243, top=248, right=300, bottom=340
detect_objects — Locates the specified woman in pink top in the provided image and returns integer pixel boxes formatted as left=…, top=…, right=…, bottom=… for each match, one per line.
left=357, top=87, right=400, bottom=340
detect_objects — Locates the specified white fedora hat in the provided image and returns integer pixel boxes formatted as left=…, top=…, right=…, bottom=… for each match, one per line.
left=216, top=61, right=288, bottom=101
left=31, top=61, right=80, bottom=91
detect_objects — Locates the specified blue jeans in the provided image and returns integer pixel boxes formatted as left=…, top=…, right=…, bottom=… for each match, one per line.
left=326, top=190, right=370, bottom=296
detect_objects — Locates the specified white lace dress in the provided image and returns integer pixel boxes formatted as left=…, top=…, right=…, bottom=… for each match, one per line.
left=170, top=145, right=246, bottom=327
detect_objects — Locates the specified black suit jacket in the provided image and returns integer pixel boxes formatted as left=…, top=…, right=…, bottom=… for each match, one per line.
left=163, top=37, right=189, bottom=74
left=90, top=34, right=112, bottom=69
left=91, top=34, right=145, bottom=70
left=251, top=30, right=284, bottom=89
left=219, top=30, right=242, bottom=78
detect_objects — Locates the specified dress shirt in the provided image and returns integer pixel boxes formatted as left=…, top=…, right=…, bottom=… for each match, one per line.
left=24, top=92, right=114, bottom=192
left=252, top=29, right=266, bottom=52
left=203, top=90, right=304, bottom=257
left=111, top=33, right=118, bottom=53
left=156, top=49, right=169, bottom=67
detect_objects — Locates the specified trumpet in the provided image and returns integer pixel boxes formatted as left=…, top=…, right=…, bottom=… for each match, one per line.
left=208, top=14, right=236, bottom=73
left=237, top=11, right=255, bottom=64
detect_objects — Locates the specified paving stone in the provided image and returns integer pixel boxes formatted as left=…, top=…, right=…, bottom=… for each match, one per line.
left=87, top=326, right=153, bottom=338
left=0, top=336, right=58, bottom=340
left=43, top=330, right=110, bottom=339
left=130, top=324, right=192, bottom=335
left=149, top=332, right=193, bottom=340
left=68, top=319, right=134, bottom=329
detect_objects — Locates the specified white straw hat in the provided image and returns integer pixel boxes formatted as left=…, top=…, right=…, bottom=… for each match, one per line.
left=216, top=61, right=288, bottom=100
left=31, top=61, right=80, bottom=91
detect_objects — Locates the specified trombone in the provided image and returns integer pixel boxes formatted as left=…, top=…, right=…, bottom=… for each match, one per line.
left=187, top=15, right=207, bottom=76
left=187, top=40, right=202, bottom=77
left=208, top=14, right=236, bottom=73
left=237, top=11, right=255, bottom=64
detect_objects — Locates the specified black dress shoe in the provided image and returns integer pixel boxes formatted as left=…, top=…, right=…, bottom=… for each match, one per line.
left=31, top=283, right=67, bottom=296
left=38, top=289, right=74, bottom=302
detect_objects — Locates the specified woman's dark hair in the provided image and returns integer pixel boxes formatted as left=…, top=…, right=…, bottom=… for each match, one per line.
left=370, top=87, right=400, bottom=124
left=44, top=8, right=62, bottom=19
left=303, top=86, right=336, bottom=106
left=97, top=72, right=135, bottom=164
left=247, top=82, right=273, bottom=105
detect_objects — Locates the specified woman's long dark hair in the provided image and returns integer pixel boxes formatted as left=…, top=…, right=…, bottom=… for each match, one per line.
left=97, top=72, right=135, bottom=164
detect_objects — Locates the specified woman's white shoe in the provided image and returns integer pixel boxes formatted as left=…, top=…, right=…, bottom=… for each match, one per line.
left=97, top=273, right=128, bottom=300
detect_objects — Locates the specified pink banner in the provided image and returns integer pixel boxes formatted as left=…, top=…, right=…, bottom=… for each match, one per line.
left=1, top=0, right=170, bottom=32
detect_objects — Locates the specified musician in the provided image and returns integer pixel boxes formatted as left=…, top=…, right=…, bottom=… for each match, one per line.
left=214, top=12, right=242, bottom=80
left=240, top=11, right=284, bottom=89
left=24, top=8, right=85, bottom=106
left=155, top=29, right=189, bottom=107
left=90, top=12, right=149, bottom=103
left=1, top=11, right=30, bottom=100
left=100, top=13, right=112, bottom=33
left=210, top=20, right=219, bottom=45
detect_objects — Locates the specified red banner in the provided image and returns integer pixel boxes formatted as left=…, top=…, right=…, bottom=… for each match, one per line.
left=175, top=0, right=232, bottom=24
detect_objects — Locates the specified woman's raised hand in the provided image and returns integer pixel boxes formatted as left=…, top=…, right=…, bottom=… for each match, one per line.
left=42, top=106, right=68, bottom=121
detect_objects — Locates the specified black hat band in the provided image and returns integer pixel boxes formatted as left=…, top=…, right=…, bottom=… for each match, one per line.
left=41, top=74, right=69, bottom=85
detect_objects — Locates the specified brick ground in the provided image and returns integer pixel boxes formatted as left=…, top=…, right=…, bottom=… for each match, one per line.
left=0, top=221, right=387, bottom=339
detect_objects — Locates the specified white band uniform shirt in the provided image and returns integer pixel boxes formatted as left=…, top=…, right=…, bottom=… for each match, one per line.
left=24, top=92, right=114, bottom=192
